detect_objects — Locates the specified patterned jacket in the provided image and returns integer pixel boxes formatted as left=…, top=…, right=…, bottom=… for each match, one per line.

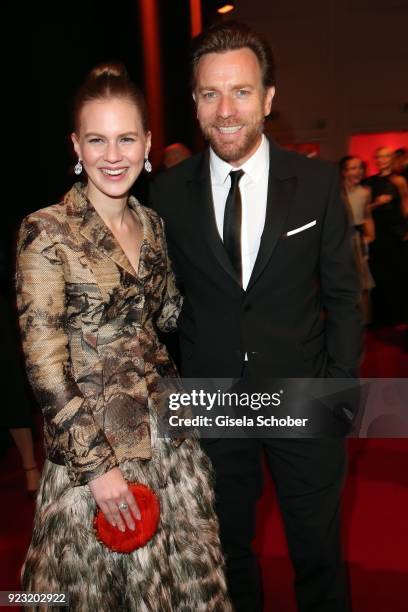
left=16, top=184, right=181, bottom=486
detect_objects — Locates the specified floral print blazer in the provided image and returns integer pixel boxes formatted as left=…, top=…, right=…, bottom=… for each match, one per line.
left=16, top=184, right=181, bottom=486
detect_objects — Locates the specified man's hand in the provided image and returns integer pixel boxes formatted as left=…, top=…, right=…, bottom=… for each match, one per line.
left=88, top=467, right=141, bottom=532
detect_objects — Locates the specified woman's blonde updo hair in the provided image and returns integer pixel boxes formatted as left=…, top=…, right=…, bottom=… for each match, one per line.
left=73, top=62, right=148, bottom=132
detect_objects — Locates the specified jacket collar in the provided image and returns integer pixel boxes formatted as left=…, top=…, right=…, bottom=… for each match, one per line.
left=64, top=182, right=147, bottom=279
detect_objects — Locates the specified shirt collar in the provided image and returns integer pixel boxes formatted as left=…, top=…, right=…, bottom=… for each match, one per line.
left=209, top=134, right=269, bottom=185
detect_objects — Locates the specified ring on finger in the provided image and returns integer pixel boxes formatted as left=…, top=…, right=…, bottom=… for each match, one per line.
left=118, top=502, right=129, bottom=511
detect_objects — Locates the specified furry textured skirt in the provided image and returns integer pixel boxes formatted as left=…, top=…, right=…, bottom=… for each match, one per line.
left=22, top=430, right=232, bottom=611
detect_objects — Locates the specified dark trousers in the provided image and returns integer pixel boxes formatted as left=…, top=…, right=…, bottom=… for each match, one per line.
left=201, top=436, right=350, bottom=612
left=370, top=237, right=408, bottom=327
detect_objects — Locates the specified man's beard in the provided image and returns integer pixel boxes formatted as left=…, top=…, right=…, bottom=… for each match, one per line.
left=202, top=119, right=264, bottom=163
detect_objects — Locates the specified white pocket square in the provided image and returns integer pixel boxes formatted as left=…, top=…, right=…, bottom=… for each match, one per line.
left=286, top=220, right=316, bottom=237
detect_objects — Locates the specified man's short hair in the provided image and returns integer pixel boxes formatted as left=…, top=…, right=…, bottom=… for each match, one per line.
left=191, top=20, right=275, bottom=91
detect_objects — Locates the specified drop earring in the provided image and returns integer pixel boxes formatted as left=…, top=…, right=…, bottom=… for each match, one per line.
left=144, top=158, right=152, bottom=173
left=74, top=159, right=83, bottom=175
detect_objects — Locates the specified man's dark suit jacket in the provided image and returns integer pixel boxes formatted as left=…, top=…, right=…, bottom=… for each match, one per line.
left=150, top=139, right=362, bottom=380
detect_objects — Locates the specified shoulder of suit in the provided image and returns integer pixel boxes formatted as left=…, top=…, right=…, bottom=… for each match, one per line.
left=152, top=151, right=204, bottom=188
left=273, top=144, right=337, bottom=180
left=152, top=142, right=337, bottom=186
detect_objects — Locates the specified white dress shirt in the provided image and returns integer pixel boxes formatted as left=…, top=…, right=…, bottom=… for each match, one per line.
left=210, top=134, right=270, bottom=290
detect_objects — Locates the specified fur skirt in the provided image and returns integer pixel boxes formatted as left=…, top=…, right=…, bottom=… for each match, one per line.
left=22, top=426, right=232, bottom=611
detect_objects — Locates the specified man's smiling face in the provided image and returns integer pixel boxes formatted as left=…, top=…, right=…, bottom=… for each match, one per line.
left=194, top=47, right=274, bottom=167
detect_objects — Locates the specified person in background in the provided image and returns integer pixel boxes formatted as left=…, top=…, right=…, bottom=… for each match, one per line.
left=363, top=146, right=408, bottom=326
left=8, top=430, right=39, bottom=496
left=16, top=62, right=230, bottom=610
left=162, top=142, right=192, bottom=169
left=339, top=155, right=375, bottom=324
left=0, top=235, right=40, bottom=497
left=393, top=147, right=408, bottom=182
left=157, top=143, right=193, bottom=366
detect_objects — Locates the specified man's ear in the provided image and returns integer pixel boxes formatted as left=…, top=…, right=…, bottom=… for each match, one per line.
left=264, top=86, right=275, bottom=117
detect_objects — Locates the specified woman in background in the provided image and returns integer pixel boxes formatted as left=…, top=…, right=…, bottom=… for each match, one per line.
left=340, top=155, right=375, bottom=324
left=16, top=63, right=230, bottom=611
left=0, top=226, right=39, bottom=496
left=363, top=147, right=408, bottom=326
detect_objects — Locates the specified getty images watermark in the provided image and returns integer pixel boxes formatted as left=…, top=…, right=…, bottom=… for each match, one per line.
left=167, top=388, right=309, bottom=429
left=156, top=378, right=408, bottom=439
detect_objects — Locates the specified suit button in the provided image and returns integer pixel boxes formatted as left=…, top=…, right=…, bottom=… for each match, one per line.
left=243, top=304, right=251, bottom=312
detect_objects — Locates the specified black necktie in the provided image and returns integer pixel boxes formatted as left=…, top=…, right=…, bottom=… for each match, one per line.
left=223, top=169, right=244, bottom=285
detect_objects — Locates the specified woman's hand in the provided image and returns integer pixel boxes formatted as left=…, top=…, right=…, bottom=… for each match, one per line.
left=88, top=467, right=141, bottom=532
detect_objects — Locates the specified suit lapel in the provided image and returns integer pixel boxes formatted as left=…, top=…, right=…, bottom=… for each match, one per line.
left=80, top=211, right=136, bottom=279
left=186, top=141, right=297, bottom=291
left=64, top=184, right=142, bottom=301
left=75, top=188, right=139, bottom=281
left=187, top=152, right=241, bottom=285
left=246, top=141, right=297, bottom=292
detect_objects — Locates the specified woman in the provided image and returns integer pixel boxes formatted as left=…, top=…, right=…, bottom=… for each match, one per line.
left=17, top=63, right=231, bottom=611
left=363, top=147, right=408, bottom=326
left=340, top=155, right=375, bottom=324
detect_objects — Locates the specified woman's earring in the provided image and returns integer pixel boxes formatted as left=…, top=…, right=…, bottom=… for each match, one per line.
left=74, top=159, right=83, bottom=175
left=144, top=158, right=152, bottom=173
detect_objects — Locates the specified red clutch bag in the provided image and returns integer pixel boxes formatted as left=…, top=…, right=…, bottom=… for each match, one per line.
left=93, top=483, right=160, bottom=553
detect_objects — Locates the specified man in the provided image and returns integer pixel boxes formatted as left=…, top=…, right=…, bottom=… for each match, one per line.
left=393, top=147, right=408, bottom=183
left=151, top=21, right=362, bottom=612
